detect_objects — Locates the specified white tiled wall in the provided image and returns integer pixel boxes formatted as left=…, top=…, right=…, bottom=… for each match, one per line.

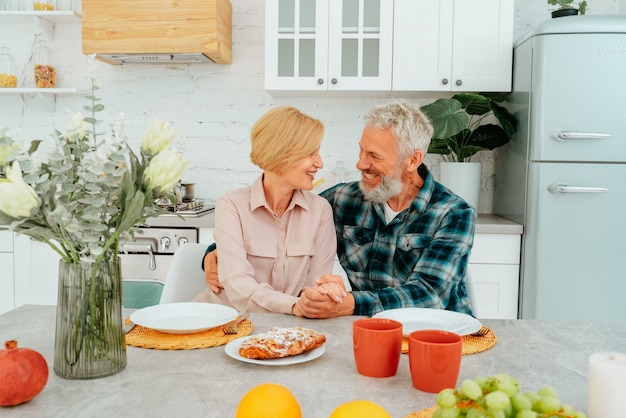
left=0, top=0, right=619, bottom=213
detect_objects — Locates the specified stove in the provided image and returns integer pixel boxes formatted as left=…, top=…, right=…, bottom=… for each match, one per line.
left=120, top=199, right=214, bottom=302
left=157, top=200, right=215, bottom=217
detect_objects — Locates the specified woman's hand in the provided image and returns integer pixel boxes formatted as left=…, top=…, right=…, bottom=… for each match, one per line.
left=291, top=274, right=353, bottom=318
left=203, top=250, right=223, bottom=293
left=315, top=274, right=348, bottom=303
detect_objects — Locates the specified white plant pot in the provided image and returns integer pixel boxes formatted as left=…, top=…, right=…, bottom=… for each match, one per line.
left=439, top=162, right=482, bottom=210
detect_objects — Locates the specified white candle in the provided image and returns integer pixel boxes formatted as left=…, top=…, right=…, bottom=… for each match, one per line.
left=588, top=352, right=626, bottom=418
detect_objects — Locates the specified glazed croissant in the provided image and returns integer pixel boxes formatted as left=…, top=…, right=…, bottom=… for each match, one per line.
left=238, top=326, right=326, bottom=359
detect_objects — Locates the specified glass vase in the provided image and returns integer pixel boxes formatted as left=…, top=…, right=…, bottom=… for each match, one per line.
left=54, top=259, right=126, bottom=379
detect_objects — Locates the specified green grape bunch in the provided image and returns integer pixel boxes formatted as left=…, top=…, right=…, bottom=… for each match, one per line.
left=433, top=373, right=587, bottom=418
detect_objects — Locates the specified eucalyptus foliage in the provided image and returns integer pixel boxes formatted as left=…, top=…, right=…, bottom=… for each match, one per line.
left=0, top=79, right=189, bottom=266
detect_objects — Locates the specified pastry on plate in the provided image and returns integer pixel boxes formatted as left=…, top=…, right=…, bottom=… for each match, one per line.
left=238, top=326, right=326, bottom=359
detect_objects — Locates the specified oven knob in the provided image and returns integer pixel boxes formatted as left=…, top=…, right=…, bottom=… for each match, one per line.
left=178, top=237, right=189, bottom=246
left=160, top=236, right=171, bottom=251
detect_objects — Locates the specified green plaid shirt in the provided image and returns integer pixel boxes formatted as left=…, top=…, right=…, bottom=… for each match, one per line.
left=320, top=164, right=475, bottom=317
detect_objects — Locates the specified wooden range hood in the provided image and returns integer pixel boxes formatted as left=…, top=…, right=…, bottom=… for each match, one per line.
left=82, top=0, right=232, bottom=65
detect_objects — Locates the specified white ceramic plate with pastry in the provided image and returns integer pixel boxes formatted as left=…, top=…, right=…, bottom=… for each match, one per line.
left=224, top=337, right=326, bottom=366
left=130, top=302, right=238, bottom=334
left=373, top=307, right=482, bottom=337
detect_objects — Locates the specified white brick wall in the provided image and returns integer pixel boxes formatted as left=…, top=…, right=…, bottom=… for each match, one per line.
left=0, top=0, right=619, bottom=213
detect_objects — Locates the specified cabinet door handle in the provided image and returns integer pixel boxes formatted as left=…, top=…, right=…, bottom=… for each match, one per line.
left=554, top=131, right=612, bottom=141
left=317, top=78, right=324, bottom=85
left=331, top=78, right=337, bottom=84
left=548, top=184, right=609, bottom=194
left=455, top=79, right=462, bottom=86
left=441, top=78, right=448, bottom=85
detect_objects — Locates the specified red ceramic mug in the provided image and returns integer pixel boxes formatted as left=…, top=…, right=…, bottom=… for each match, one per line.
left=353, top=318, right=403, bottom=378
left=408, top=329, right=462, bottom=393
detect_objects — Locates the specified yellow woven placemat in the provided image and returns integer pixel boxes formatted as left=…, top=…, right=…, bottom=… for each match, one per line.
left=401, top=326, right=497, bottom=355
left=124, top=318, right=254, bottom=350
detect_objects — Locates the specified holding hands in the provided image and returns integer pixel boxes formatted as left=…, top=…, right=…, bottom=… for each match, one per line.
left=292, top=275, right=355, bottom=318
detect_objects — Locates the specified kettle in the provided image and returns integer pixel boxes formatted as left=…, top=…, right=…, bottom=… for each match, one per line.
left=181, top=183, right=195, bottom=202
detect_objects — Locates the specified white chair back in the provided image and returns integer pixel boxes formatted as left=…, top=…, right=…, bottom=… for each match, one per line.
left=159, top=243, right=210, bottom=304
left=465, top=269, right=481, bottom=318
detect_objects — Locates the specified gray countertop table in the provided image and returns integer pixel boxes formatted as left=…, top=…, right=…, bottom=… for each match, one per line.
left=1, top=305, right=625, bottom=418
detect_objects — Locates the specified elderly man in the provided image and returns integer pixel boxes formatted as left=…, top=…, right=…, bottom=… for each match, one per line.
left=203, top=99, right=476, bottom=319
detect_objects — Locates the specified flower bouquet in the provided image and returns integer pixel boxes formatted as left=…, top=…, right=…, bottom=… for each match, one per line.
left=0, top=80, right=189, bottom=379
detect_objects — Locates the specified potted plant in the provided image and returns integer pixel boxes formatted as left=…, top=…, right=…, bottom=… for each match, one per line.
left=420, top=92, right=517, bottom=209
left=547, top=0, right=588, bottom=18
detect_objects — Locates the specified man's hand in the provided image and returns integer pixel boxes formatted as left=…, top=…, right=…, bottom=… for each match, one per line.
left=292, top=275, right=355, bottom=318
left=203, top=250, right=223, bottom=294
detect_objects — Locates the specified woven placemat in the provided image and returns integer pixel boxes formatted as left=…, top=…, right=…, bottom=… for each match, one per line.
left=124, top=317, right=254, bottom=350
left=401, top=326, right=497, bottom=355
left=404, top=406, right=437, bottom=418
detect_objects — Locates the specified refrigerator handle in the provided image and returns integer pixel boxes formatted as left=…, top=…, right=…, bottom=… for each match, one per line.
left=548, top=184, right=609, bottom=194
left=554, top=131, right=613, bottom=141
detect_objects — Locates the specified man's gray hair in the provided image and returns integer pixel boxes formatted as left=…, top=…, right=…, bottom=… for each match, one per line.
left=363, top=99, right=434, bottom=158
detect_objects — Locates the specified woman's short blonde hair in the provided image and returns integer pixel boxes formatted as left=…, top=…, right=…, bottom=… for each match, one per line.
left=250, top=106, right=324, bottom=173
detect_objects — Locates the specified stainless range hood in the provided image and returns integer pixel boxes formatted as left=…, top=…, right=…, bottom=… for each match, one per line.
left=82, top=0, right=232, bottom=65
left=97, top=54, right=215, bottom=65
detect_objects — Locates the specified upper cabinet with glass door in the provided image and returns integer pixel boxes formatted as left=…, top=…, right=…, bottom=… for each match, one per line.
left=264, top=0, right=393, bottom=92
left=392, top=0, right=514, bottom=92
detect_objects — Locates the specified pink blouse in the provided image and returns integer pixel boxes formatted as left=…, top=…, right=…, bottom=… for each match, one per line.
left=214, top=176, right=337, bottom=314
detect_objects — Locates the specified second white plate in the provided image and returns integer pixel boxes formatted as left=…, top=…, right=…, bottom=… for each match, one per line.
left=130, top=302, right=238, bottom=334
left=373, top=307, right=482, bottom=336
left=224, top=337, right=325, bottom=366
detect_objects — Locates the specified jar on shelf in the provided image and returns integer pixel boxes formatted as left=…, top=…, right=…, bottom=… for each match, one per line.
left=33, top=40, right=56, bottom=88
left=33, top=0, right=55, bottom=10
left=0, top=47, right=18, bottom=88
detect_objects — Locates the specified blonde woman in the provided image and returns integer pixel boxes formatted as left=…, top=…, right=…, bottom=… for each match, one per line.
left=194, top=106, right=337, bottom=314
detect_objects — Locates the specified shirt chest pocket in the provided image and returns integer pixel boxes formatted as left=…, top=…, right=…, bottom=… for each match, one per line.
left=286, top=241, right=315, bottom=257
left=342, top=226, right=375, bottom=246
left=396, top=234, right=431, bottom=252
left=394, top=234, right=431, bottom=277
left=244, top=240, right=315, bottom=258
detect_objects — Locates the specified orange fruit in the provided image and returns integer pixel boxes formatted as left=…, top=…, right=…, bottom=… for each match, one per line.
left=235, top=383, right=302, bottom=418
left=329, top=400, right=392, bottom=418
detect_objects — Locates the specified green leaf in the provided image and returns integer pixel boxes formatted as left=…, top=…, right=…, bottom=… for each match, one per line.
left=427, top=139, right=453, bottom=156
left=420, top=98, right=468, bottom=139
left=117, top=191, right=145, bottom=233
left=28, top=140, right=43, bottom=155
left=467, top=124, right=510, bottom=150
left=490, top=102, right=518, bottom=136
left=452, top=93, right=490, bottom=115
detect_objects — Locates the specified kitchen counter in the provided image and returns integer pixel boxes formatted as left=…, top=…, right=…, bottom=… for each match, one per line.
left=475, top=214, right=522, bottom=234
left=140, top=211, right=521, bottom=235
left=2, top=305, right=623, bottom=417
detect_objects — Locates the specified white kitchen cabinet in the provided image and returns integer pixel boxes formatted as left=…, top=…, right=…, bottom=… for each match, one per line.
left=264, top=0, right=393, bottom=91
left=468, top=225, right=521, bottom=320
left=0, top=230, right=15, bottom=314
left=392, top=0, right=514, bottom=92
left=13, top=235, right=60, bottom=307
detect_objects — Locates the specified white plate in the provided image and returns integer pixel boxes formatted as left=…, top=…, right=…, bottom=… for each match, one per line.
left=373, top=308, right=482, bottom=337
left=130, top=302, right=238, bottom=334
left=224, top=337, right=325, bottom=366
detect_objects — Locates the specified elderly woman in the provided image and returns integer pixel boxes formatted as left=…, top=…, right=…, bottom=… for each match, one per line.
left=194, top=106, right=337, bottom=314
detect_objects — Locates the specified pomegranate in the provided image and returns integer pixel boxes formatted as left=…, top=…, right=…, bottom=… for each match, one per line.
left=0, top=340, right=49, bottom=407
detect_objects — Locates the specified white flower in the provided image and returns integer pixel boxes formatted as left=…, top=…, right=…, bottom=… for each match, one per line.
left=141, top=119, right=176, bottom=156
left=144, top=148, right=190, bottom=194
left=62, top=112, right=91, bottom=143
left=0, top=80, right=189, bottom=264
left=0, top=161, right=39, bottom=218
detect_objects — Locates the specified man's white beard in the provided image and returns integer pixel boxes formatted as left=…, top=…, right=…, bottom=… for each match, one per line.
left=359, top=174, right=403, bottom=203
